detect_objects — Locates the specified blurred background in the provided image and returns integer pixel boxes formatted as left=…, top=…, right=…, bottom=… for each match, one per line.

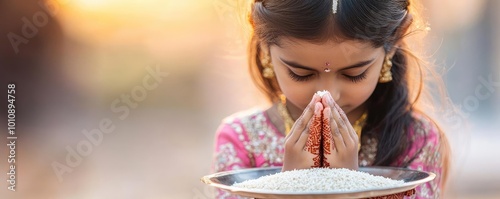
left=0, top=0, right=498, bottom=198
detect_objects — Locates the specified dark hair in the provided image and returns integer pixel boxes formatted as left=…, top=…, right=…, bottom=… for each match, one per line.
left=248, top=0, right=449, bottom=187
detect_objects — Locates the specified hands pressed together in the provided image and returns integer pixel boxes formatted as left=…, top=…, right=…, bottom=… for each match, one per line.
left=282, top=91, right=359, bottom=171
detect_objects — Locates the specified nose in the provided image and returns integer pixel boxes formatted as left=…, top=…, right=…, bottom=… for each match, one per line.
left=328, top=89, right=340, bottom=102
left=318, top=78, right=340, bottom=102
left=318, top=87, right=340, bottom=102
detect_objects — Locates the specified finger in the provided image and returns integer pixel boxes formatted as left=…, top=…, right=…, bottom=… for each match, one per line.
left=330, top=100, right=346, bottom=130
left=323, top=91, right=335, bottom=109
left=297, top=102, right=322, bottom=150
left=330, top=100, right=353, bottom=148
left=296, top=119, right=312, bottom=151
left=322, top=107, right=333, bottom=156
left=333, top=101, right=352, bottom=131
left=286, top=94, right=320, bottom=143
left=321, top=94, right=330, bottom=110
left=333, top=101, right=358, bottom=142
left=303, top=103, right=323, bottom=168
left=328, top=107, right=345, bottom=152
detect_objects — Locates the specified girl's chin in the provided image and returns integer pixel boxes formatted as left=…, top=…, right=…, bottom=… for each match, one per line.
left=339, top=105, right=350, bottom=112
left=341, top=105, right=361, bottom=116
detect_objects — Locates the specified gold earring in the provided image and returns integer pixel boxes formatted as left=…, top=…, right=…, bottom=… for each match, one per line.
left=261, top=54, right=275, bottom=79
left=277, top=94, right=294, bottom=136
left=379, top=56, right=393, bottom=83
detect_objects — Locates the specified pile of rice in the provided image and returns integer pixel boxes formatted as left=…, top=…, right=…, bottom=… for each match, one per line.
left=232, top=168, right=404, bottom=192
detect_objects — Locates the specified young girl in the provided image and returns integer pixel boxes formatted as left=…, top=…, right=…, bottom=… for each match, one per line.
left=212, top=0, right=450, bottom=198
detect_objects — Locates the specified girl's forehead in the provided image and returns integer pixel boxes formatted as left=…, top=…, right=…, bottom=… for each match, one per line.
left=270, top=37, right=381, bottom=60
left=275, top=37, right=374, bottom=51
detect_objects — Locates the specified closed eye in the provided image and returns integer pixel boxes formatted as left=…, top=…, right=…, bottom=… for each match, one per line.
left=288, top=69, right=314, bottom=82
left=343, top=70, right=368, bottom=83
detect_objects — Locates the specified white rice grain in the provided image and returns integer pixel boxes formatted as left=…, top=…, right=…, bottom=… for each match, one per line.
left=316, top=90, right=329, bottom=97
left=232, top=168, right=404, bottom=192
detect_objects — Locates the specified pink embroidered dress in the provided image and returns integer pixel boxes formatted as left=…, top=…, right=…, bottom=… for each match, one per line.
left=212, top=108, right=445, bottom=199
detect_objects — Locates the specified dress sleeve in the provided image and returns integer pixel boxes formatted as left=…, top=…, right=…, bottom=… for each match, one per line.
left=212, top=122, right=252, bottom=199
left=404, top=117, right=446, bottom=199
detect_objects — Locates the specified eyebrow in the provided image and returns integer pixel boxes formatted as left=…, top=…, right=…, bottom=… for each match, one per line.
left=279, top=57, right=375, bottom=71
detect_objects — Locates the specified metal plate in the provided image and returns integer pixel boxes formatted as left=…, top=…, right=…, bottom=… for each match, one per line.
left=201, top=167, right=435, bottom=198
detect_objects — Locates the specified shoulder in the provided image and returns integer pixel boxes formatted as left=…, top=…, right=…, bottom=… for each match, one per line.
left=215, top=108, right=274, bottom=143
left=217, top=108, right=268, bottom=134
left=222, top=108, right=268, bottom=126
left=409, top=112, right=441, bottom=145
left=212, top=108, right=267, bottom=171
left=405, top=112, right=449, bottom=197
left=213, top=108, right=284, bottom=170
left=399, top=112, right=445, bottom=167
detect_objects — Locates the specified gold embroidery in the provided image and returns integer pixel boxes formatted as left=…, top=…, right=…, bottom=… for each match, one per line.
left=224, top=109, right=285, bottom=167
left=214, top=143, right=243, bottom=172
left=216, top=110, right=443, bottom=199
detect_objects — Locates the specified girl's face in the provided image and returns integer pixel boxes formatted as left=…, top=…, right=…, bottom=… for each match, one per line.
left=269, top=38, right=386, bottom=119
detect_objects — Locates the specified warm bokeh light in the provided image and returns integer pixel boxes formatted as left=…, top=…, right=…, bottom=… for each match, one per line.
left=0, top=0, right=499, bottom=198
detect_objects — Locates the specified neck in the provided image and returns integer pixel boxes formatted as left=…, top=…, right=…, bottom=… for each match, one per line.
left=285, top=100, right=302, bottom=122
left=347, top=103, right=367, bottom=125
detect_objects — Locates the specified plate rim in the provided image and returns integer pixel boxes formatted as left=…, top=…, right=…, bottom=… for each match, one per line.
left=201, top=166, right=436, bottom=197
